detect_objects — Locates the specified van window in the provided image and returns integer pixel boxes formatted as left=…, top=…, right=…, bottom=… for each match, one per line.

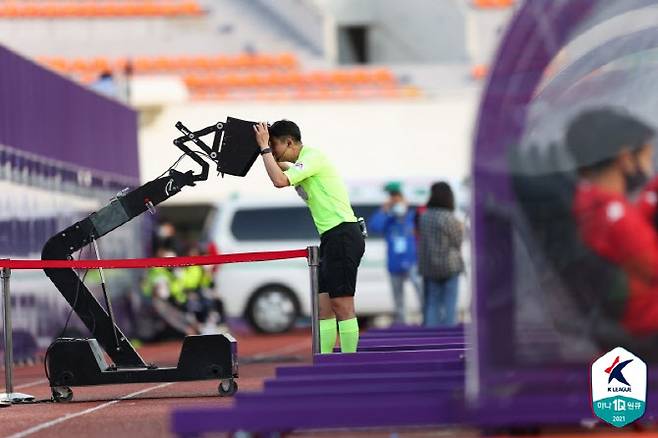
left=230, top=205, right=384, bottom=241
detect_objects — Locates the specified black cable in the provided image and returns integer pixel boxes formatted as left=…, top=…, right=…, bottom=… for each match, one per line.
left=43, top=243, right=90, bottom=382
left=155, top=153, right=187, bottom=179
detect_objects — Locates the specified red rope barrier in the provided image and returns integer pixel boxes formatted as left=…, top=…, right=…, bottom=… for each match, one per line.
left=0, top=249, right=310, bottom=270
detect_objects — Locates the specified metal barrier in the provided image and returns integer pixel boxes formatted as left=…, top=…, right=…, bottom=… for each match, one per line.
left=0, top=267, right=34, bottom=405
left=0, top=247, right=319, bottom=405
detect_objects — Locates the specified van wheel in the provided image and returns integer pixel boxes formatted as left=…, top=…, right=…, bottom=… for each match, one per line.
left=246, top=286, right=299, bottom=334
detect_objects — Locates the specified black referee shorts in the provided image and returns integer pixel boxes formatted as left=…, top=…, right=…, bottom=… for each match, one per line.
left=319, top=221, right=365, bottom=298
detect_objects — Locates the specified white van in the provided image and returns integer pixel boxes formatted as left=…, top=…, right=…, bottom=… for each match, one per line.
left=207, top=188, right=424, bottom=333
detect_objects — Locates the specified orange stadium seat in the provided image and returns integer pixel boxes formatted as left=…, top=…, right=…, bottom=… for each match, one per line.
left=0, top=4, right=17, bottom=18
left=351, top=69, right=371, bottom=85
left=79, top=72, right=98, bottom=85
left=89, top=57, right=111, bottom=73
left=208, top=55, right=228, bottom=70
left=304, top=71, right=328, bottom=87
left=233, top=53, right=257, bottom=70
left=112, top=57, right=129, bottom=72
left=277, top=53, right=298, bottom=69
left=191, top=55, right=212, bottom=71
left=133, top=57, right=157, bottom=73
left=265, top=71, right=287, bottom=88
left=239, top=74, right=257, bottom=88
left=71, top=58, right=92, bottom=74
left=179, top=1, right=202, bottom=16
left=20, top=4, right=39, bottom=18
left=0, top=1, right=205, bottom=18
left=221, top=74, right=242, bottom=89
left=330, top=70, right=352, bottom=85
left=150, top=56, right=171, bottom=72
left=77, top=3, right=96, bottom=17
left=141, top=3, right=161, bottom=17
left=157, top=3, right=179, bottom=17
left=56, top=4, right=77, bottom=17
left=471, top=64, right=489, bottom=79
left=473, top=0, right=515, bottom=8
left=285, top=71, right=304, bottom=88
left=40, top=4, right=60, bottom=18
left=206, top=56, right=221, bottom=71
left=371, top=68, right=396, bottom=85
left=256, top=54, right=277, bottom=70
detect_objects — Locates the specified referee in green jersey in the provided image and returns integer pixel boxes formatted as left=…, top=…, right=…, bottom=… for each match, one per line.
left=254, top=120, right=365, bottom=353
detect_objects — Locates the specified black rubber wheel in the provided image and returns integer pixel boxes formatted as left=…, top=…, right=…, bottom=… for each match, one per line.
left=245, top=286, right=299, bottom=334
left=52, top=386, right=73, bottom=402
left=218, top=379, right=238, bottom=397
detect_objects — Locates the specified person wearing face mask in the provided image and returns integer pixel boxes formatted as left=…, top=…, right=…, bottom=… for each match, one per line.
left=140, top=245, right=200, bottom=340
left=569, top=108, right=658, bottom=337
left=254, top=120, right=365, bottom=354
left=368, top=182, right=422, bottom=324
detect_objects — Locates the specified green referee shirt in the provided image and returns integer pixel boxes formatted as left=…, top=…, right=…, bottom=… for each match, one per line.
left=284, top=146, right=357, bottom=235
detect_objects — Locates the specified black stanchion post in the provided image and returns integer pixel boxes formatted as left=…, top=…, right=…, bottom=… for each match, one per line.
left=307, top=246, right=320, bottom=355
left=0, top=265, right=34, bottom=405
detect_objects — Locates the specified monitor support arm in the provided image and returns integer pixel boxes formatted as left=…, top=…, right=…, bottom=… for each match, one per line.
left=41, top=121, right=226, bottom=368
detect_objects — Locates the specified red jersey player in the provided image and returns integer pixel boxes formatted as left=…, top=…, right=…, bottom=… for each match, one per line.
left=569, top=108, right=658, bottom=336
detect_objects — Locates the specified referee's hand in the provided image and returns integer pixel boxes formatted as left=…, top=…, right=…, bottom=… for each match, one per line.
left=253, top=122, right=270, bottom=150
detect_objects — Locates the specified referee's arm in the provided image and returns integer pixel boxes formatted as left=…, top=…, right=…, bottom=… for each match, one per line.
left=254, top=122, right=290, bottom=188
left=262, top=151, right=290, bottom=188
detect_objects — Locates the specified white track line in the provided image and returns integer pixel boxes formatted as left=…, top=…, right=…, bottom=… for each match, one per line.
left=255, top=339, right=310, bottom=356
left=0, top=378, right=49, bottom=393
left=15, top=379, right=48, bottom=390
left=6, top=337, right=309, bottom=437
left=6, top=382, right=173, bottom=438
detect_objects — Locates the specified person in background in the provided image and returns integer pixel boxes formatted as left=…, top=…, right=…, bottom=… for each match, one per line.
left=203, top=240, right=228, bottom=327
left=181, top=243, right=227, bottom=333
left=90, top=70, right=118, bottom=99
left=151, top=220, right=181, bottom=255
left=140, top=245, right=199, bottom=339
left=417, top=182, right=464, bottom=327
left=368, top=181, right=422, bottom=324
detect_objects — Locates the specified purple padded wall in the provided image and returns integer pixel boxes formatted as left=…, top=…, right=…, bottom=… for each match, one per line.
left=0, top=45, right=138, bottom=182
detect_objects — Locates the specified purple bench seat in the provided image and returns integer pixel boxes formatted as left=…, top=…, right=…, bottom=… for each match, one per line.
left=314, top=348, right=466, bottom=364
left=266, top=370, right=464, bottom=388
left=172, top=393, right=466, bottom=436
left=333, top=342, right=466, bottom=352
left=254, top=376, right=464, bottom=396
left=357, top=336, right=464, bottom=345
left=277, top=358, right=464, bottom=377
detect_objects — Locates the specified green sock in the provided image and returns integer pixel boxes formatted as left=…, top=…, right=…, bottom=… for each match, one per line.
left=338, top=317, right=359, bottom=353
left=319, top=318, right=337, bottom=354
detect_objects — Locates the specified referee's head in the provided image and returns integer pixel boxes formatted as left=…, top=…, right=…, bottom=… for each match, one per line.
left=269, top=120, right=303, bottom=162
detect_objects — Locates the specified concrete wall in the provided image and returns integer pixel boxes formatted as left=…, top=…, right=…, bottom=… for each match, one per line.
left=317, top=0, right=468, bottom=64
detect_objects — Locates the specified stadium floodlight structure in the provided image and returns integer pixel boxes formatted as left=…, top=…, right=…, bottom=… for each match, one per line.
left=41, top=117, right=261, bottom=402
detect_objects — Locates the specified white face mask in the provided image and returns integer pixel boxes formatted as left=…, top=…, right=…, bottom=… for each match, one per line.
left=391, top=203, right=408, bottom=217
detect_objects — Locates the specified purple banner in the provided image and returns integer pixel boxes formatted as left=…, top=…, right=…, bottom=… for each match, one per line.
left=0, top=45, right=138, bottom=181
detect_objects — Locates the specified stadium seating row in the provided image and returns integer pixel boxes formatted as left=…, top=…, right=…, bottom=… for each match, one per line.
left=0, top=1, right=202, bottom=18
left=191, top=87, right=422, bottom=101
left=37, top=53, right=299, bottom=74
left=181, top=69, right=397, bottom=89
left=472, top=0, right=515, bottom=8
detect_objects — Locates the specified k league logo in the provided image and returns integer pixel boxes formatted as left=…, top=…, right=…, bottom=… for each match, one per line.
left=591, top=347, right=647, bottom=427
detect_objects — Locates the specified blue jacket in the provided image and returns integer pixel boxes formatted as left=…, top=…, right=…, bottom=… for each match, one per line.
left=368, top=208, right=418, bottom=274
